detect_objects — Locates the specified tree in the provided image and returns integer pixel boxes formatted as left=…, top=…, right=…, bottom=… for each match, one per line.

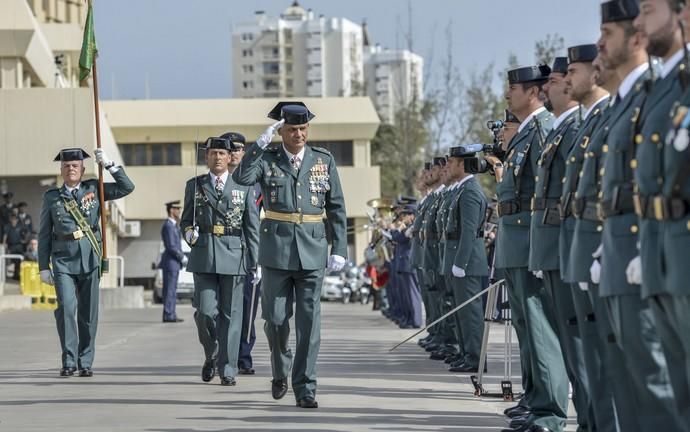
left=534, top=33, right=565, bottom=66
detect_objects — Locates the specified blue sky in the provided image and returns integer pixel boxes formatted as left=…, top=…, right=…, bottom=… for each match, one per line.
left=94, top=0, right=601, bottom=100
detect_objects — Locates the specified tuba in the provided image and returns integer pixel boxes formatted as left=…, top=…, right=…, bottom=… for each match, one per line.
left=366, top=198, right=396, bottom=267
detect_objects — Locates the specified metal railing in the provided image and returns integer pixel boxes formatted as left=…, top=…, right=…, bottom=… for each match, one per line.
left=107, top=256, right=125, bottom=288
left=0, top=254, right=25, bottom=295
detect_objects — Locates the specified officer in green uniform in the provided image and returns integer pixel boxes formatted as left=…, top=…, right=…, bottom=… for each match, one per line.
left=233, top=102, right=347, bottom=409
left=631, top=1, right=690, bottom=425
left=38, top=148, right=134, bottom=377
left=444, top=145, right=488, bottom=373
left=412, top=163, right=435, bottom=346
left=565, top=41, right=630, bottom=432
left=490, top=65, right=567, bottom=432
left=181, top=133, right=260, bottom=387
left=594, top=2, right=685, bottom=428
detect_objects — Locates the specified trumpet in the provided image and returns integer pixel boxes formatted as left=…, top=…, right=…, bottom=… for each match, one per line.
left=364, top=197, right=397, bottom=267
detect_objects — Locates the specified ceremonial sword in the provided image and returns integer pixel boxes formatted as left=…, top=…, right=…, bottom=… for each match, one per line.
left=192, top=129, right=199, bottom=229
left=389, top=278, right=505, bottom=352
left=246, top=276, right=259, bottom=344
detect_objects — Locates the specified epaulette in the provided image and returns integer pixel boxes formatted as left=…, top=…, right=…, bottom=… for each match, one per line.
left=311, top=146, right=332, bottom=156
left=45, top=187, right=59, bottom=194
left=264, top=145, right=280, bottom=153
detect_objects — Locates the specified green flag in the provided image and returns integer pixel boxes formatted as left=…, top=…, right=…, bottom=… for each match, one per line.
left=79, top=3, right=97, bottom=82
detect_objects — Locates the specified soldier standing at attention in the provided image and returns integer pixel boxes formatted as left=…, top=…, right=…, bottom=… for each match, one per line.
left=160, top=200, right=185, bottom=323
left=181, top=132, right=260, bottom=387
left=233, top=102, right=347, bottom=409
left=38, top=148, right=134, bottom=377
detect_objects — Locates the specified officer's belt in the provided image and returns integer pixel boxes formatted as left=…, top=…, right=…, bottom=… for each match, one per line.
left=199, top=225, right=242, bottom=236
left=572, top=198, right=601, bottom=222
left=497, top=198, right=531, bottom=216
left=264, top=210, right=324, bottom=224
left=634, top=194, right=690, bottom=221
left=443, top=230, right=482, bottom=241
left=53, top=226, right=99, bottom=241
left=530, top=197, right=560, bottom=211
left=424, top=231, right=439, bottom=241
left=599, top=197, right=635, bottom=218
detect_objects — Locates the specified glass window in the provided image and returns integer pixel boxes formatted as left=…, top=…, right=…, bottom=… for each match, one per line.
left=308, top=141, right=353, bottom=166
left=118, top=143, right=181, bottom=166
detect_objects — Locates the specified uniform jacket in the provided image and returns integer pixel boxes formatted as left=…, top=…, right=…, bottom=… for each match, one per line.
left=529, top=108, right=580, bottom=272
left=160, top=219, right=184, bottom=273
left=495, top=108, right=555, bottom=269
left=409, top=195, right=431, bottom=269
left=421, top=189, right=445, bottom=271
left=436, top=187, right=460, bottom=274
left=38, top=169, right=135, bottom=274
left=391, top=229, right=413, bottom=274
left=180, top=172, right=259, bottom=275
left=233, top=144, right=347, bottom=271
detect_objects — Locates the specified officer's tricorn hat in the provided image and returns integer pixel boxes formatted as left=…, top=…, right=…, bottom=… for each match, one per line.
left=203, top=136, right=233, bottom=151
left=552, top=57, right=569, bottom=75
left=268, top=101, right=316, bottom=125
left=2, top=192, right=13, bottom=199
left=17, top=201, right=27, bottom=208
left=601, top=0, right=640, bottom=23
left=568, top=44, right=598, bottom=64
left=507, top=65, right=551, bottom=84
left=448, top=145, right=477, bottom=158
left=396, top=195, right=418, bottom=206
left=165, top=200, right=182, bottom=211
left=433, top=156, right=447, bottom=167
left=424, top=162, right=432, bottom=171
left=220, top=132, right=246, bottom=150
left=54, top=148, right=91, bottom=162
left=505, top=110, right=521, bottom=123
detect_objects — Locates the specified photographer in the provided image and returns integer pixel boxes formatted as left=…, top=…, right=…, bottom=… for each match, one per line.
left=483, top=110, right=521, bottom=182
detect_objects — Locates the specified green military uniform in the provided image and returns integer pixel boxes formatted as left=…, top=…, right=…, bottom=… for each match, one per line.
left=410, top=180, right=434, bottom=333
left=233, top=105, right=347, bottom=403
left=599, top=62, right=683, bottom=430
left=635, top=53, right=690, bottom=425
left=443, top=165, right=488, bottom=370
left=180, top=151, right=259, bottom=380
left=38, top=148, right=134, bottom=372
left=496, top=65, right=568, bottom=431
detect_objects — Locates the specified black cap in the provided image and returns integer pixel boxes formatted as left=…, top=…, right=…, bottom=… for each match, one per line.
left=54, top=148, right=90, bottom=162
left=601, top=0, right=639, bottom=23
left=220, top=132, right=246, bottom=150
left=507, top=65, right=551, bottom=84
left=17, top=202, right=27, bottom=208
left=203, top=137, right=233, bottom=151
left=268, top=101, right=315, bottom=125
left=433, top=156, right=447, bottom=167
left=399, top=204, right=417, bottom=215
left=396, top=195, right=417, bottom=206
left=165, top=200, right=181, bottom=211
left=568, top=44, right=598, bottom=64
left=448, top=145, right=477, bottom=158
left=552, top=57, right=569, bottom=74
left=423, top=162, right=432, bottom=170
left=2, top=192, right=13, bottom=199
left=505, top=110, right=520, bottom=123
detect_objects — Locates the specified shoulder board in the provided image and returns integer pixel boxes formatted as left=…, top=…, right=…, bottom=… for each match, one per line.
left=45, top=187, right=60, bottom=194
left=311, top=146, right=332, bottom=156
left=83, top=178, right=98, bottom=186
left=264, top=145, right=280, bottom=153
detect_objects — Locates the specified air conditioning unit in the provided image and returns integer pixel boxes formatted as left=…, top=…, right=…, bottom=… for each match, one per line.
left=120, top=220, right=141, bottom=238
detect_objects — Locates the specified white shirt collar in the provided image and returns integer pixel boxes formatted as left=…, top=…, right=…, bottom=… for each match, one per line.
left=64, top=183, right=81, bottom=193
left=456, top=175, right=474, bottom=189
left=582, top=95, right=610, bottom=120
left=553, top=105, right=579, bottom=130
left=517, top=107, right=547, bottom=133
left=434, top=184, right=446, bottom=193
left=283, top=145, right=306, bottom=161
left=167, top=217, right=177, bottom=225
left=660, top=44, right=690, bottom=79
left=209, top=171, right=229, bottom=186
left=618, top=62, right=649, bottom=100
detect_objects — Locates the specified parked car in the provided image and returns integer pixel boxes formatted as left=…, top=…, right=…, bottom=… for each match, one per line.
left=153, top=241, right=194, bottom=303
left=321, top=270, right=346, bottom=301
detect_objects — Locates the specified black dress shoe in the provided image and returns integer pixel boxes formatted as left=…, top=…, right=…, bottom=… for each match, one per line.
left=59, top=367, right=76, bottom=377
left=429, top=350, right=448, bottom=360
left=509, top=413, right=530, bottom=429
left=163, top=318, right=184, bottom=323
left=78, top=368, right=93, bottom=377
left=271, top=378, right=288, bottom=400
left=220, top=376, right=236, bottom=386
left=504, top=404, right=530, bottom=418
left=444, top=353, right=463, bottom=364
left=296, top=397, right=319, bottom=408
left=501, top=424, right=551, bottom=432
left=201, top=359, right=216, bottom=382
left=424, top=343, right=440, bottom=352
left=449, top=363, right=487, bottom=373
left=238, top=367, right=255, bottom=375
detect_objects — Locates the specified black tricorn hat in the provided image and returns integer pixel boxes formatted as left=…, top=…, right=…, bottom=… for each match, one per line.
left=433, top=156, right=447, bottom=167
left=54, top=148, right=90, bottom=162
left=424, top=162, right=432, bottom=171
left=568, top=44, right=598, bottom=64
left=203, top=136, right=232, bottom=151
left=507, top=65, right=551, bottom=84
left=220, top=132, right=246, bottom=150
left=2, top=192, right=13, bottom=199
left=552, top=57, right=569, bottom=74
left=601, top=0, right=639, bottom=23
left=17, top=201, right=27, bottom=208
left=448, top=145, right=477, bottom=158
left=268, top=102, right=316, bottom=125
left=505, top=110, right=521, bottom=123
left=396, top=195, right=417, bottom=206
left=165, top=200, right=182, bottom=211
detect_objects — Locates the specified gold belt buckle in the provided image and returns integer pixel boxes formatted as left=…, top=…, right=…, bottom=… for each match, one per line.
left=293, top=213, right=303, bottom=224
left=73, top=229, right=84, bottom=240
left=653, top=196, right=665, bottom=221
left=633, top=194, right=642, bottom=216
left=212, top=225, right=225, bottom=235
left=596, top=203, right=605, bottom=221
left=530, top=197, right=536, bottom=212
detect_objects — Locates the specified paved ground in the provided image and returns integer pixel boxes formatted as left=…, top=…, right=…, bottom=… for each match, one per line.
left=0, top=301, right=575, bottom=431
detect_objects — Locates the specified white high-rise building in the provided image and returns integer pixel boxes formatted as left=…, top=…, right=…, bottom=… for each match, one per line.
left=232, top=1, right=364, bottom=98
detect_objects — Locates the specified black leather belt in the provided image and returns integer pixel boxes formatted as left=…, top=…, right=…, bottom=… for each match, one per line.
left=445, top=232, right=459, bottom=241
left=531, top=197, right=560, bottom=211
left=600, top=185, right=635, bottom=218
left=572, top=198, right=601, bottom=222
left=497, top=198, right=532, bottom=216
left=635, top=194, right=690, bottom=221
left=199, top=226, right=242, bottom=236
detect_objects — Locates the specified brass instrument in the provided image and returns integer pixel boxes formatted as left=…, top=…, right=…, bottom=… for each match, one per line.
left=365, top=197, right=396, bottom=267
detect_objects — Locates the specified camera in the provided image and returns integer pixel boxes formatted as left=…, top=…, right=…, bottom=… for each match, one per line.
left=462, top=119, right=508, bottom=174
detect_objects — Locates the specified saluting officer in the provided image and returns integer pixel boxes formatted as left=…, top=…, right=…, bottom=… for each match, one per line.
left=38, top=148, right=134, bottom=377
left=181, top=132, right=260, bottom=387
left=233, top=102, right=347, bottom=409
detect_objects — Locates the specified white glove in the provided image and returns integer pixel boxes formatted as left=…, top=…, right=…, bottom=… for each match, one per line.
left=578, top=282, right=589, bottom=291
left=181, top=255, right=188, bottom=267
left=252, top=266, right=262, bottom=284
left=40, top=269, right=54, bottom=286
left=452, top=265, right=466, bottom=278
left=94, top=148, right=117, bottom=172
left=532, top=270, right=544, bottom=279
left=256, top=119, right=285, bottom=149
left=626, top=255, right=642, bottom=285
left=404, top=226, right=413, bottom=238
left=590, top=243, right=603, bottom=284
left=380, top=230, right=393, bottom=240
left=184, top=227, right=199, bottom=246
left=327, top=255, right=346, bottom=272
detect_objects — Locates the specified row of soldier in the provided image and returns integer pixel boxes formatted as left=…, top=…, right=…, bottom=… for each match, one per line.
left=397, top=1, right=690, bottom=431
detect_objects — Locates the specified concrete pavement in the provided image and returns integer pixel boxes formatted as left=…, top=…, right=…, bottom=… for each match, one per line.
left=0, top=301, right=576, bottom=431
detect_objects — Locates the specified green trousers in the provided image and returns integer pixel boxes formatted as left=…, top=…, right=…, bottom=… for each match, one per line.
left=54, top=268, right=100, bottom=369
left=418, top=268, right=435, bottom=336
left=262, top=267, right=323, bottom=401
left=504, top=268, right=534, bottom=408
left=448, top=275, right=483, bottom=366
left=192, top=273, right=244, bottom=378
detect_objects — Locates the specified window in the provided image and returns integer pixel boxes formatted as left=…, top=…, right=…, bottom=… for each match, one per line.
left=119, top=143, right=181, bottom=166
left=308, top=141, right=353, bottom=166
left=242, top=49, right=253, bottom=57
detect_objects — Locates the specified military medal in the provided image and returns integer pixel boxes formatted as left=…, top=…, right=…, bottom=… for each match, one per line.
left=231, top=189, right=245, bottom=205
left=672, top=107, right=690, bottom=152
left=311, top=195, right=319, bottom=206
